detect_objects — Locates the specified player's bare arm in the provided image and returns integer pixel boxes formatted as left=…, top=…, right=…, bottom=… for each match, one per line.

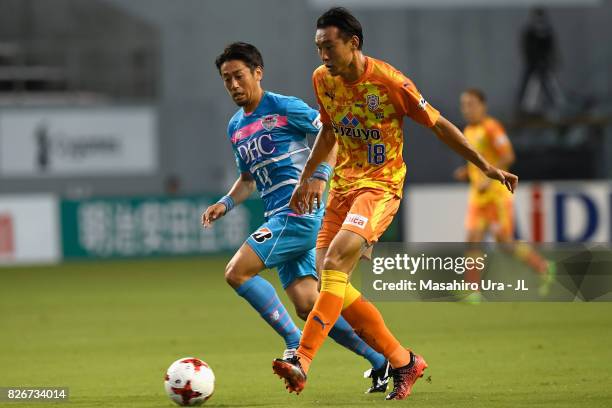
left=431, top=115, right=518, bottom=193
left=289, top=124, right=337, bottom=214
left=202, top=172, right=256, bottom=228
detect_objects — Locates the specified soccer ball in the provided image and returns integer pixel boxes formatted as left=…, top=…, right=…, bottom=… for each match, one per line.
left=164, top=357, right=215, bottom=406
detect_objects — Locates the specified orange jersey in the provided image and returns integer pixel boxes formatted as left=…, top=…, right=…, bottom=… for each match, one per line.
left=313, top=56, right=440, bottom=198
left=464, top=116, right=514, bottom=204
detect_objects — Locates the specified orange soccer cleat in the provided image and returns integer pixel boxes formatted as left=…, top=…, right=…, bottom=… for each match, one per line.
left=272, top=356, right=307, bottom=394
left=385, top=352, right=428, bottom=400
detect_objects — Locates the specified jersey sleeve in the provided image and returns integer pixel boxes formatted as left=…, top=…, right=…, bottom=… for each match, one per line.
left=312, top=72, right=332, bottom=125
left=485, top=120, right=513, bottom=157
left=286, top=97, right=322, bottom=135
left=394, top=77, right=440, bottom=128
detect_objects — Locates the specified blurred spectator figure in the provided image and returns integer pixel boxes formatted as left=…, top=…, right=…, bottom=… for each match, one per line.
left=517, top=8, right=565, bottom=116
left=165, top=174, right=181, bottom=196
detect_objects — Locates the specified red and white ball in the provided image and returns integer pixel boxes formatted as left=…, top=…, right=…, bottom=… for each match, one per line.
left=164, top=357, right=215, bottom=406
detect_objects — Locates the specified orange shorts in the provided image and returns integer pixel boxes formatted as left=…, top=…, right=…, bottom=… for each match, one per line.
left=316, top=188, right=400, bottom=249
left=465, top=197, right=514, bottom=239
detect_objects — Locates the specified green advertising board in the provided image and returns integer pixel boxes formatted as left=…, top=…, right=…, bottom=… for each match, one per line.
left=61, top=195, right=264, bottom=258
left=61, top=194, right=401, bottom=259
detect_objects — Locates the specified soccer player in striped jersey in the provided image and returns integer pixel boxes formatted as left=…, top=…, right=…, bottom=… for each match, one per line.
left=272, top=7, right=518, bottom=400
left=202, top=42, right=391, bottom=394
left=455, top=88, right=554, bottom=300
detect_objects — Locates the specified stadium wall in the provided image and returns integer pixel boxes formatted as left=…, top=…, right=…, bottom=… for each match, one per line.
left=2, top=0, right=611, bottom=197
left=1, top=180, right=611, bottom=266
left=0, top=194, right=60, bottom=265
left=405, top=181, right=612, bottom=242
left=108, top=0, right=612, bottom=192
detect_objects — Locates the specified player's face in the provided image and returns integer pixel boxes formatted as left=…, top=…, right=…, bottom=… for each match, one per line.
left=315, top=27, right=358, bottom=77
left=219, top=60, right=262, bottom=107
left=460, top=92, right=486, bottom=124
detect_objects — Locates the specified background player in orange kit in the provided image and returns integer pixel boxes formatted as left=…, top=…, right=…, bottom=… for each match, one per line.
left=272, top=7, right=518, bottom=400
left=454, top=88, right=555, bottom=299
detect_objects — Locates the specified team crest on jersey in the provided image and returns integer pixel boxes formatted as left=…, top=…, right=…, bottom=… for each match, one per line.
left=366, top=94, right=379, bottom=112
left=261, top=114, right=279, bottom=131
left=252, top=227, right=273, bottom=243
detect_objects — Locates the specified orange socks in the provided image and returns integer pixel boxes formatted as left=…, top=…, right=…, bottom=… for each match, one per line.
left=296, top=270, right=348, bottom=373
left=296, top=291, right=343, bottom=373
left=297, top=270, right=411, bottom=372
left=514, top=242, right=547, bottom=274
left=341, top=295, right=411, bottom=369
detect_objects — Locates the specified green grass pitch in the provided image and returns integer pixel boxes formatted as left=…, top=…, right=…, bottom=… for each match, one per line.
left=1, top=257, right=611, bottom=407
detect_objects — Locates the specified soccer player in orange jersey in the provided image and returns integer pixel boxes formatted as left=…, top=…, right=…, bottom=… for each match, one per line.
left=454, top=89, right=554, bottom=300
left=272, top=7, right=517, bottom=400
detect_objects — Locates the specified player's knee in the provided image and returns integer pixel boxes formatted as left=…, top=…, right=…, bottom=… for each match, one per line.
left=295, top=307, right=311, bottom=321
left=323, top=248, right=350, bottom=271
left=296, top=298, right=315, bottom=321
left=495, top=229, right=513, bottom=243
left=224, top=262, right=247, bottom=289
left=292, top=293, right=316, bottom=321
left=466, top=230, right=483, bottom=243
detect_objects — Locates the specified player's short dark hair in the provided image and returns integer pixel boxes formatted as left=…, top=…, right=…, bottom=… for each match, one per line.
left=316, top=7, right=364, bottom=50
left=464, top=88, right=487, bottom=103
left=215, top=42, right=264, bottom=74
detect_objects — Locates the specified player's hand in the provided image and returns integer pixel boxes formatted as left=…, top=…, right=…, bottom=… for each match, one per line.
left=310, top=178, right=327, bottom=206
left=202, top=203, right=227, bottom=228
left=484, top=166, right=518, bottom=193
left=289, top=178, right=324, bottom=214
left=453, top=165, right=468, bottom=182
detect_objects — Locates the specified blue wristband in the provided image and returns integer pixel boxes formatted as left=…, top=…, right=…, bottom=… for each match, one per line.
left=311, top=162, right=333, bottom=182
left=217, top=195, right=234, bottom=214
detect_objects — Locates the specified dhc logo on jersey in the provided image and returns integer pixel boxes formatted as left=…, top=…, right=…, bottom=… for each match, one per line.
left=332, top=112, right=381, bottom=141
left=237, top=134, right=276, bottom=164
